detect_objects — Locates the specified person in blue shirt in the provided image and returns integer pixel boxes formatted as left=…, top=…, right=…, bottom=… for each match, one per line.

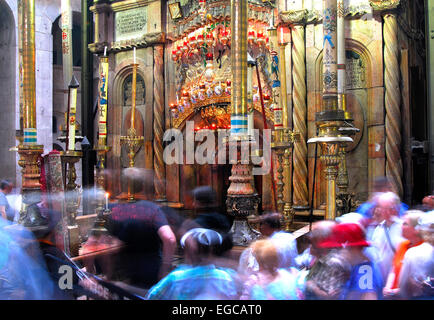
left=0, top=180, right=15, bottom=222
left=146, top=228, right=240, bottom=300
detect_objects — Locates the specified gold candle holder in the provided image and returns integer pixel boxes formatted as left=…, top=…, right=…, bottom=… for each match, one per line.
left=120, top=63, right=144, bottom=202
left=308, top=122, right=352, bottom=220
left=271, top=128, right=299, bottom=230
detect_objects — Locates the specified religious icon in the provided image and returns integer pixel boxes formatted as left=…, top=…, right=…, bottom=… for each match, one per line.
left=169, top=2, right=182, bottom=20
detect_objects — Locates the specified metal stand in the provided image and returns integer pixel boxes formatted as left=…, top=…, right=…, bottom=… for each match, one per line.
left=271, top=129, right=299, bottom=230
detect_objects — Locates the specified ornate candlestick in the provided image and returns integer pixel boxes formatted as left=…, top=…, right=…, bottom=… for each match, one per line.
left=91, top=142, right=111, bottom=236
left=57, top=133, right=83, bottom=256
left=90, top=52, right=111, bottom=236
left=120, top=61, right=144, bottom=202
left=271, top=128, right=299, bottom=230
left=336, top=119, right=360, bottom=216
left=307, top=0, right=353, bottom=221
left=57, top=76, right=83, bottom=256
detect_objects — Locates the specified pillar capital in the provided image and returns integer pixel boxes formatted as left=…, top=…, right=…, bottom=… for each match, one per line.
left=369, top=0, right=401, bottom=12
left=280, top=9, right=308, bottom=26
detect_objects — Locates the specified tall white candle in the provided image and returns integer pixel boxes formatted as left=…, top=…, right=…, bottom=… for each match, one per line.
left=133, top=47, right=136, bottom=64
left=105, top=192, right=109, bottom=210
left=104, top=46, right=107, bottom=57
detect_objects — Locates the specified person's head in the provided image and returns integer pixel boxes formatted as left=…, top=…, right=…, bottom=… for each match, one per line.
left=401, top=210, right=424, bottom=243
left=0, top=180, right=13, bottom=194
left=180, top=228, right=223, bottom=265
left=374, top=191, right=400, bottom=223
left=307, top=220, right=337, bottom=258
left=422, top=194, right=434, bottom=210
left=192, top=186, right=218, bottom=210
left=416, top=212, right=434, bottom=245
left=256, top=212, right=281, bottom=237
left=251, top=239, right=279, bottom=274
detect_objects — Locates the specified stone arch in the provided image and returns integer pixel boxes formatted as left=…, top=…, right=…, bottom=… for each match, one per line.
left=0, top=0, right=16, bottom=182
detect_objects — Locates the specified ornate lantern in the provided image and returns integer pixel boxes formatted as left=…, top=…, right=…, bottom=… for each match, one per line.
left=220, top=30, right=229, bottom=46
left=256, top=31, right=266, bottom=46
left=182, top=40, right=189, bottom=53
left=204, top=53, right=214, bottom=82
left=206, top=33, right=214, bottom=47
left=248, top=30, right=256, bottom=45
left=189, top=36, right=197, bottom=49
left=197, top=34, right=205, bottom=47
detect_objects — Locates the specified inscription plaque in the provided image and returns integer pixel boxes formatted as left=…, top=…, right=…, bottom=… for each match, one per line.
left=346, top=50, right=366, bottom=90
left=115, top=7, right=148, bottom=42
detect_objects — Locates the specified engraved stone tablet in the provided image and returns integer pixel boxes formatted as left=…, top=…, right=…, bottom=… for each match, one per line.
left=115, top=7, right=148, bottom=42
left=346, top=50, right=366, bottom=90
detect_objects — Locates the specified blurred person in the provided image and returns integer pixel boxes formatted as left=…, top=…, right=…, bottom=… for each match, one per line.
left=180, top=186, right=233, bottom=257
left=356, top=177, right=408, bottom=219
left=31, top=205, right=102, bottom=299
left=104, top=168, right=177, bottom=289
left=370, top=192, right=404, bottom=281
left=0, top=216, right=56, bottom=299
left=238, top=213, right=298, bottom=277
left=240, top=239, right=301, bottom=300
left=146, top=228, right=240, bottom=300
left=383, top=210, right=425, bottom=299
left=398, top=212, right=434, bottom=299
left=294, top=220, right=337, bottom=270
left=0, top=180, right=15, bottom=222
left=304, top=221, right=352, bottom=300
left=321, top=223, right=383, bottom=300
left=422, top=194, right=434, bottom=211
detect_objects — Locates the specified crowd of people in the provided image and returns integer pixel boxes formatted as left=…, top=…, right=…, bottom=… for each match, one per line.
left=0, top=174, right=433, bottom=300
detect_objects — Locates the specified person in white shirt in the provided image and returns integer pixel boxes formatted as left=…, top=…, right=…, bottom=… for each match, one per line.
left=370, top=192, right=404, bottom=281
left=398, top=212, right=434, bottom=299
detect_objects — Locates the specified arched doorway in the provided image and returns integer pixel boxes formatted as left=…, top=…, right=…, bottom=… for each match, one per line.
left=0, top=0, right=16, bottom=182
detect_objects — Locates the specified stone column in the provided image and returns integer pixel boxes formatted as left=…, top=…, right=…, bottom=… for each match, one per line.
left=370, top=0, right=403, bottom=198
left=153, top=44, right=166, bottom=201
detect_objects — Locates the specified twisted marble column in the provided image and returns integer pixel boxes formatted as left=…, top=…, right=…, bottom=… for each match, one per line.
left=153, top=45, right=166, bottom=200
left=292, top=24, right=308, bottom=208
left=383, top=13, right=403, bottom=198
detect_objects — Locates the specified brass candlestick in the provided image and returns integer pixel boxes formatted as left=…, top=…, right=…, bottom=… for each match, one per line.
left=120, top=63, right=143, bottom=202
left=308, top=120, right=353, bottom=220
left=91, top=140, right=111, bottom=236
left=336, top=109, right=360, bottom=216
left=271, top=128, right=299, bottom=231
